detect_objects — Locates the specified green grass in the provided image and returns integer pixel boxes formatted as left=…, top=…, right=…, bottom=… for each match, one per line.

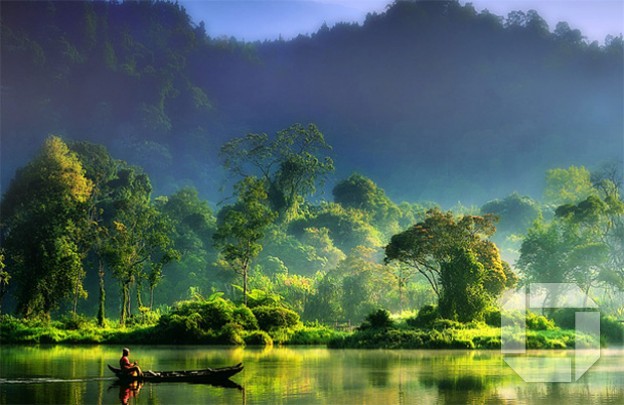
left=327, top=322, right=601, bottom=350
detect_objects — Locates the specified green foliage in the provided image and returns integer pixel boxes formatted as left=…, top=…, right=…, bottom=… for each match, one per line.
left=525, top=312, right=556, bottom=331
left=214, top=176, right=277, bottom=305
left=544, top=166, right=594, bottom=206
left=243, top=330, right=273, bottom=346
left=406, top=305, right=440, bottom=328
left=0, top=136, right=93, bottom=318
left=289, top=202, right=383, bottom=253
left=386, top=209, right=514, bottom=322
left=439, top=248, right=489, bottom=322
left=359, top=309, right=394, bottom=330
left=153, top=297, right=260, bottom=344
left=481, top=192, right=541, bottom=235
left=0, top=251, right=8, bottom=311
left=252, top=305, right=301, bottom=331
left=333, top=173, right=401, bottom=236
left=220, top=123, right=334, bottom=220
left=286, top=323, right=347, bottom=345
left=483, top=307, right=501, bottom=327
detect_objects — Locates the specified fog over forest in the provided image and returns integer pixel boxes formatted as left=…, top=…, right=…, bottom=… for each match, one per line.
left=2, top=0, right=622, bottom=207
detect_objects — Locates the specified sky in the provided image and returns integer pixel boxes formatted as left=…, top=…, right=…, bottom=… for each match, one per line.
left=178, top=0, right=624, bottom=43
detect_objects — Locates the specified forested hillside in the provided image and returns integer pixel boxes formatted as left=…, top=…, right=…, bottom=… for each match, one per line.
left=1, top=1, right=623, bottom=347
left=2, top=0, right=622, bottom=204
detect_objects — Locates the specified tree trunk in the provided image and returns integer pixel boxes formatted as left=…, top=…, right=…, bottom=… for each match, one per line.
left=136, top=282, right=144, bottom=309
left=120, top=282, right=129, bottom=326
left=150, top=286, right=155, bottom=310
left=243, top=264, right=248, bottom=306
left=97, top=260, right=106, bottom=327
left=398, top=278, right=404, bottom=313
left=72, top=283, right=79, bottom=315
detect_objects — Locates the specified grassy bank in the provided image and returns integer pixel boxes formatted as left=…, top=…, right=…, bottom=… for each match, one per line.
left=3, top=304, right=622, bottom=349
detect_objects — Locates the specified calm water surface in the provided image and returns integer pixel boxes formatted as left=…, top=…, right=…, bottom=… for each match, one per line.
left=1, top=345, right=623, bottom=404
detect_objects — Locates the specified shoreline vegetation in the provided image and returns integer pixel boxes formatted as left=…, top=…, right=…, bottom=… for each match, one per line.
left=2, top=300, right=622, bottom=350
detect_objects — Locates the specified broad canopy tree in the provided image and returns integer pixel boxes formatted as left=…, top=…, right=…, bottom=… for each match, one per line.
left=385, top=208, right=516, bottom=321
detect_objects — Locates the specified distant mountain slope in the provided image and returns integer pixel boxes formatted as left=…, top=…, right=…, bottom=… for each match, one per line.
left=1, top=0, right=622, bottom=205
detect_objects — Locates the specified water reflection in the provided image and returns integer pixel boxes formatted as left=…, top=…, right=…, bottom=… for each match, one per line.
left=1, top=346, right=623, bottom=404
left=116, top=381, right=142, bottom=405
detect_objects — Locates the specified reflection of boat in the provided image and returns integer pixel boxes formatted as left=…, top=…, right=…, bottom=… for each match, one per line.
left=108, top=362, right=244, bottom=384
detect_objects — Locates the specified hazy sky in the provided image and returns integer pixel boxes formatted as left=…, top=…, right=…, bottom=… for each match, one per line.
left=179, top=0, right=623, bottom=43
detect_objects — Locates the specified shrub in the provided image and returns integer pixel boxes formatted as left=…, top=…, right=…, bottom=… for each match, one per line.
left=550, top=308, right=581, bottom=329
left=483, top=308, right=501, bottom=327
left=218, top=323, right=245, bottom=345
left=359, top=309, right=394, bottom=330
left=600, top=315, right=624, bottom=344
left=233, top=306, right=259, bottom=330
left=243, top=330, right=273, bottom=346
left=252, top=305, right=300, bottom=331
left=59, top=314, right=91, bottom=330
left=407, top=305, right=439, bottom=328
left=526, top=312, right=556, bottom=331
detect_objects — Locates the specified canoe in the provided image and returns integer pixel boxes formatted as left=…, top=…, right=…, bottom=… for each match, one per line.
left=108, top=362, right=243, bottom=383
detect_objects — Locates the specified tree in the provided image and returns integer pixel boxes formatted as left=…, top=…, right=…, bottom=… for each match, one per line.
left=544, top=166, right=594, bottom=206
left=0, top=251, right=9, bottom=313
left=288, top=202, right=383, bottom=253
left=0, top=136, right=93, bottom=318
left=102, top=168, right=178, bottom=325
left=155, top=187, right=217, bottom=303
left=439, top=248, right=488, bottom=322
left=521, top=166, right=624, bottom=298
left=333, top=173, right=401, bottom=237
left=480, top=192, right=541, bottom=236
left=384, top=209, right=514, bottom=320
left=70, top=141, right=120, bottom=325
left=220, top=123, right=334, bottom=221
left=213, top=177, right=277, bottom=305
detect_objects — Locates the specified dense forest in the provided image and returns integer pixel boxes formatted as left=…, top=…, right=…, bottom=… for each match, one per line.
left=2, top=0, right=622, bottom=203
left=0, top=1, right=623, bottom=347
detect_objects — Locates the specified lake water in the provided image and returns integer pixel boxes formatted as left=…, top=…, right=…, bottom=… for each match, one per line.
left=1, top=345, right=623, bottom=404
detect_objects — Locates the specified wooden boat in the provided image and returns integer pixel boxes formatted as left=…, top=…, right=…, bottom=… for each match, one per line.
left=108, top=362, right=243, bottom=383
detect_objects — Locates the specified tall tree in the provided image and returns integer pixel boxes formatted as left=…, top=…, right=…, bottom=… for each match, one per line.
left=213, top=177, right=276, bottom=305
left=0, top=136, right=93, bottom=319
left=102, top=168, right=178, bottom=325
left=385, top=209, right=515, bottom=320
left=220, top=123, right=334, bottom=221
left=0, top=251, right=9, bottom=313
left=70, top=141, right=120, bottom=325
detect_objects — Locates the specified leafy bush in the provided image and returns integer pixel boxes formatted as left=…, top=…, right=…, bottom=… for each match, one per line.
left=59, top=313, right=91, bottom=330
left=243, top=330, right=273, bottom=346
left=252, top=305, right=300, bottom=331
left=550, top=308, right=582, bottom=329
left=406, top=305, right=439, bottom=328
left=359, top=309, right=394, bottom=330
left=218, top=323, right=245, bottom=345
left=526, top=312, right=556, bottom=331
left=600, top=315, right=623, bottom=344
left=432, top=319, right=465, bottom=330
left=287, top=324, right=346, bottom=345
left=233, top=306, right=259, bottom=330
left=483, top=307, right=501, bottom=327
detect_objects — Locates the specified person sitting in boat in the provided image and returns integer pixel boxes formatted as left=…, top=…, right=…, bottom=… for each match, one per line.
left=120, top=348, right=143, bottom=377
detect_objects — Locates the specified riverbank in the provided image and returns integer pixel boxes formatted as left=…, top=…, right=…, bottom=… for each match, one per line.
left=3, top=314, right=620, bottom=349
